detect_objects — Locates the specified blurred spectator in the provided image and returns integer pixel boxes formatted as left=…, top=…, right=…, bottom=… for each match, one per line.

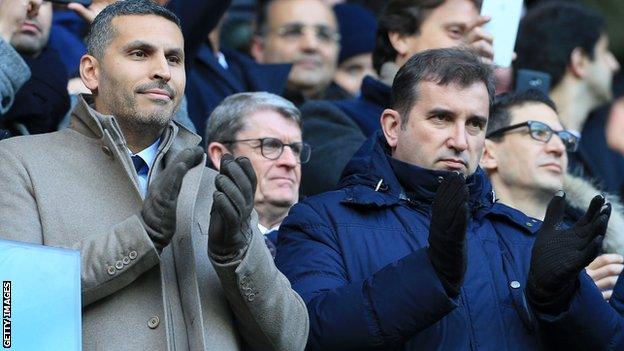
left=48, top=0, right=122, bottom=80
left=206, top=92, right=308, bottom=257
left=326, top=3, right=377, bottom=100
left=0, top=0, right=33, bottom=119
left=606, top=98, right=624, bottom=155
left=301, top=0, right=492, bottom=196
left=0, top=1, right=308, bottom=349
left=169, top=0, right=291, bottom=141
left=514, top=2, right=624, bottom=201
left=48, top=8, right=88, bottom=78
left=581, top=0, right=624, bottom=62
left=1, top=0, right=69, bottom=136
left=341, top=0, right=490, bottom=136
left=220, top=0, right=256, bottom=55
left=251, top=0, right=340, bottom=105
left=483, top=89, right=624, bottom=300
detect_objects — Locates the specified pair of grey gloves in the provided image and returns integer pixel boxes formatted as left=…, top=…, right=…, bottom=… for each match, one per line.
left=139, top=146, right=253, bottom=261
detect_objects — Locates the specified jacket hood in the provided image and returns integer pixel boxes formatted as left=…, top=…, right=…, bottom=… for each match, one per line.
left=563, top=173, right=624, bottom=255
left=338, top=130, right=494, bottom=209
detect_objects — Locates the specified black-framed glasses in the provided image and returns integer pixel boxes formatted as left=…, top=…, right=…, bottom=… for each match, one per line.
left=263, top=23, right=340, bottom=43
left=223, top=137, right=312, bottom=164
left=486, top=120, right=579, bottom=152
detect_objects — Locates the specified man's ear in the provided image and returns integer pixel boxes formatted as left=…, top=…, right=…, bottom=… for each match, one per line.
left=569, top=47, right=590, bottom=79
left=79, top=54, right=100, bottom=92
left=250, top=35, right=265, bottom=63
left=207, top=142, right=229, bottom=170
left=380, top=108, right=402, bottom=150
left=388, top=32, right=411, bottom=57
left=480, top=139, right=499, bottom=172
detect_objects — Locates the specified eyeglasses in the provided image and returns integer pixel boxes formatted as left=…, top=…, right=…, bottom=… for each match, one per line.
left=486, top=120, right=579, bottom=152
left=262, top=23, right=340, bottom=43
left=223, top=137, right=312, bottom=164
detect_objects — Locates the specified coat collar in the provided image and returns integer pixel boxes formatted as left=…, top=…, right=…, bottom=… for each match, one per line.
left=70, top=94, right=201, bottom=151
left=338, top=131, right=494, bottom=210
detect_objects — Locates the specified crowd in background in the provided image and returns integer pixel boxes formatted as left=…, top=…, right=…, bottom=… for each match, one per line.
left=4, top=0, right=624, bottom=349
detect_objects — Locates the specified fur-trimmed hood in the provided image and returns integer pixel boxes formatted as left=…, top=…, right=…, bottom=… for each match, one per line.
left=564, top=173, right=624, bottom=255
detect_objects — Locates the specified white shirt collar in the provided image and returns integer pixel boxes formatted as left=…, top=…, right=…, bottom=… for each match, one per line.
left=258, top=223, right=280, bottom=235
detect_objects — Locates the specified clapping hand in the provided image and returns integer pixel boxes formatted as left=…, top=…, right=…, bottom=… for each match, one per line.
left=208, top=154, right=257, bottom=261
left=527, top=192, right=611, bottom=314
left=427, top=172, right=469, bottom=298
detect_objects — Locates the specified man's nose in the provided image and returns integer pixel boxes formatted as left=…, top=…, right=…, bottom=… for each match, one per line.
left=447, top=124, right=468, bottom=152
left=151, top=55, right=172, bottom=81
left=299, top=27, right=320, bottom=52
left=276, top=146, right=298, bottom=168
left=546, top=134, right=566, bottom=156
left=27, top=0, right=42, bottom=17
left=610, top=52, right=621, bottom=73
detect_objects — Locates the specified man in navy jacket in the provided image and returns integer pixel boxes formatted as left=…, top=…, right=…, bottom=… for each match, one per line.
left=276, top=48, right=611, bottom=350
left=301, top=0, right=493, bottom=196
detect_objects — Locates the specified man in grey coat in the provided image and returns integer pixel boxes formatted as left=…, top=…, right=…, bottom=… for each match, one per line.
left=0, top=1, right=308, bottom=350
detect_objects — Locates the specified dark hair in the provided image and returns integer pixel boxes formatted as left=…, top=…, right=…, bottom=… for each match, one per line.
left=372, top=0, right=481, bottom=74
left=514, top=2, right=604, bottom=90
left=391, top=48, right=494, bottom=126
left=487, top=89, right=558, bottom=139
left=255, top=0, right=272, bottom=35
left=86, top=0, right=181, bottom=59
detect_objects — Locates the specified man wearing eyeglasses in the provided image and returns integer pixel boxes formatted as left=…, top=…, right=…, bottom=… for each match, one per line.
left=482, top=89, right=624, bottom=301
left=251, top=0, right=339, bottom=105
left=206, top=92, right=310, bottom=256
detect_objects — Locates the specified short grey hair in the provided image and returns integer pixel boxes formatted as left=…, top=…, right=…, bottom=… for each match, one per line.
left=85, top=0, right=181, bottom=59
left=206, top=92, right=302, bottom=144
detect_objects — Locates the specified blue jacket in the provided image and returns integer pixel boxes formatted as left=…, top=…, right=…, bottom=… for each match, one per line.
left=49, top=10, right=87, bottom=78
left=276, top=131, right=608, bottom=350
left=185, top=45, right=290, bottom=140
left=332, top=76, right=390, bottom=137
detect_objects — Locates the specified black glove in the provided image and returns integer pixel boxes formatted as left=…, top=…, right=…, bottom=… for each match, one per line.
left=527, top=192, right=611, bottom=315
left=427, top=172, right=469, bottom=298
left=208, top=154, right=257, bottom=261
left=140, top=146, right=204, bottom=252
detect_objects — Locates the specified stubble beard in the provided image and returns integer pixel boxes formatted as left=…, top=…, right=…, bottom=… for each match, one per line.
left=104, top=85, right=178, bottom=133
left=11, top=33, right=46, bottom=57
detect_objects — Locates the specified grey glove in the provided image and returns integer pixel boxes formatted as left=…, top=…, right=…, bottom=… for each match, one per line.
left=208, top=154, right=257, bottom=261
left=140, top=146, right=204, bottom=252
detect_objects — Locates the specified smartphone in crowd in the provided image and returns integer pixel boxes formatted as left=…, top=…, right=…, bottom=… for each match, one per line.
left=480, top=0, right=523, bottom=67
left=515, top=69, right=551, bottom=95
left=45, top=0, right=93, bottom=6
